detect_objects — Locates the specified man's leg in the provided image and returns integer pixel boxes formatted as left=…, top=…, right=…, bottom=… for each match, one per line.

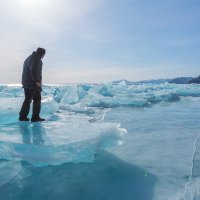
left=19, top=89, right=34, bottom=120
left=31, top=90, right=45, bottom=122
left=32, top=90, right=41, bottom=118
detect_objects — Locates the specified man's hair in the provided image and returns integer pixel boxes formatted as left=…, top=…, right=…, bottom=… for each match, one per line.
left=36, top=47, right=46, bottom=57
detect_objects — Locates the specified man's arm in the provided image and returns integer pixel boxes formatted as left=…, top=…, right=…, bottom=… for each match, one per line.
left=29, top=59, right=40, bottom=84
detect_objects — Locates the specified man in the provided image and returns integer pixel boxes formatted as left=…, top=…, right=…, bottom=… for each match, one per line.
left=19, top=47, right=46, bottom=122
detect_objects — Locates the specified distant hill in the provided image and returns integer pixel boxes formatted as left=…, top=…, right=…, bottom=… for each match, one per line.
left=169, top=77, right=193, bottom=84
left=134, top=79, right=171, bottom=84
left=112, top=77, right=196, bottom=85
left=188, top=75, right=200, bottom=84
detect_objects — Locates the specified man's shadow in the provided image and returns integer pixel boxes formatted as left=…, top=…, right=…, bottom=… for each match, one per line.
left=19, top=123, right=45, bottom=145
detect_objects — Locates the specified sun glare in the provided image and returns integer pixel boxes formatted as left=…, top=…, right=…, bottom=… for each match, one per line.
left=16, top=0, right=51, bottom=21
left=18, top=0, right=48, bottom=9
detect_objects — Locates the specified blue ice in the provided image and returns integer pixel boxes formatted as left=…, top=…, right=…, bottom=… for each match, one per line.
left=0, top=83, right=200, bottom=199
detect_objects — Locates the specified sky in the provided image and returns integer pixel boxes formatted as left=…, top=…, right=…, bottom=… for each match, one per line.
left=0, top=0, right=200, bottom=83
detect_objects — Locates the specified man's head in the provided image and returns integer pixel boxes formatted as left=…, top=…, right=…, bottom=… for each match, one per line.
left=36, top=47, right=46, bottom=58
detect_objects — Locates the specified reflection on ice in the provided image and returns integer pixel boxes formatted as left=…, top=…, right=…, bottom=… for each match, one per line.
left=19, top=123, right=45, bottom=145
left=0, top=121, right=126, bottom=166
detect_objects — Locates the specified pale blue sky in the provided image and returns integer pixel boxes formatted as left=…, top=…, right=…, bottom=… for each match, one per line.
left=0, top=0, right=199, bottom=83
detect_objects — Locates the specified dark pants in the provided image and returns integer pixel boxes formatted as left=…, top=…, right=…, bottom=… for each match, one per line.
left=19, top=88, right=41, bottom=118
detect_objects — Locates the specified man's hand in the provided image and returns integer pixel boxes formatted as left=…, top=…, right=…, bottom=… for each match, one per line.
left=36, top=82, right=41, bottom=88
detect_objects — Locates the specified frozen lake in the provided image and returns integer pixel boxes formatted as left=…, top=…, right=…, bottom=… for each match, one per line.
left=0, top=83, right=200, bottom=199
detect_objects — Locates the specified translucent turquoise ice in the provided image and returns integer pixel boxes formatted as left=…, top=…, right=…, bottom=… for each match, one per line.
left=0, top=83, right=200, bottom=199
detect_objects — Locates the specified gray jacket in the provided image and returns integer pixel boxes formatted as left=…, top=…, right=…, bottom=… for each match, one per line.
left=22, top=51, right=43, bottom=89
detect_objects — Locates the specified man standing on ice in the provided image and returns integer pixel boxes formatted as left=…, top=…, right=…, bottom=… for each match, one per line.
left=19, top=47, right=46, bottom=122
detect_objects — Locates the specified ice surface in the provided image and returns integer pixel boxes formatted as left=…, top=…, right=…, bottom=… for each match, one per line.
left=105, top=97, right=200, bottom=200
left=0, top=83, right=200, bottom=199
left=0, top=122, right=125, bottom=166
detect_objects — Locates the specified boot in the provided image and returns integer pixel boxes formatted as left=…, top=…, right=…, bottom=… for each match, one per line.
left=19, top=116, right=30, bottom=121
left=31, top=115, right=45, bottom=122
